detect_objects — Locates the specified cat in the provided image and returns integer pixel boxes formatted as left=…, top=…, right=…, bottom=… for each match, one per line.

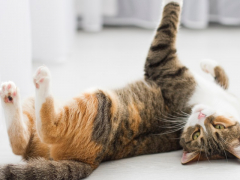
left=180, top=58, right=240, bottom=164
left=0, top=1, right=191, bottom=179
left=145, top=0, right=240, bottom=164
left=0, top=0, right=239, bottom=179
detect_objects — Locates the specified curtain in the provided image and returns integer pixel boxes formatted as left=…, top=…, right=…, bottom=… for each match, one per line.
left=183, top=0, right=240, bottom=29
left=78, top=0, right=240, bottom=31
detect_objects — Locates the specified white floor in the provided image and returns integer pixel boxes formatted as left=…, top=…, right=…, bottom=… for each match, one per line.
left=1, top=25, right=240, bottom=179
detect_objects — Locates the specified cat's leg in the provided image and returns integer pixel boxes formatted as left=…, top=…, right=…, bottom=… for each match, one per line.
left=144, top=0, right=195, bottom=109
left=162, top=0, right=183, bottom=8
left=33, top=66, right=65, bottom=144
left=106, top=132, right=182, bottom=160
left=33, top=66, right=111, bottom=168
left=0, top=82, right=31, bottom=156
left=200, top=59, right=229, bottom=89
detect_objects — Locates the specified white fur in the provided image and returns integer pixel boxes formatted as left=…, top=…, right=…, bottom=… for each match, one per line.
left=185, top=71, right=240, bottom=131
left=185, top=104, right=215, bottom=132
left=33, top=66, right=52, bottom=134
left=200, top=59, right=219, bottom=77
left=162, top=0, right=183, bottom=7
left=0, top=81, right=26, bottom=130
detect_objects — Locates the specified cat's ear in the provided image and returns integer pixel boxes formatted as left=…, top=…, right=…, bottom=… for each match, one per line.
left=227, top=145, right=240, bottom=159
left=181, top=151, right=200, bottom=164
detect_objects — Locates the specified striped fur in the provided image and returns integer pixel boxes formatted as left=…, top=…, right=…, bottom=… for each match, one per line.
left=144, top=2, right=196, bottom=110
left=0, top=1, right=200, bottom=179
left=0, top=158, right=92, bottom=180
left=214, top=66, right=229, bottom=89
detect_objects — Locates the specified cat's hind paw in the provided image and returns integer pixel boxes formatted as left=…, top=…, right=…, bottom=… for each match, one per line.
left=0, top=81, right=19, bottom=104
left=33, top=66, right=51, bottom=91
left=200, top=59, right=219, bottom=77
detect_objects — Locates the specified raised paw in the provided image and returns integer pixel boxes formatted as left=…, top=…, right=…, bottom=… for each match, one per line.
left=200, top=59, right=219, bottom=77
left=0, top=81, right=19, bottom=104
left=163, top=0, right=183, bottom=7
left=33, top=66, right=51, bottom=90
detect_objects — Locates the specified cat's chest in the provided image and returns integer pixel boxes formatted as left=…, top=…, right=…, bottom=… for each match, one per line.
left=187, top=73, right=239, bottom=109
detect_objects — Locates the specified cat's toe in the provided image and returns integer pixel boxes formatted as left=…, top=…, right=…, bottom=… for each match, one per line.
left=0, top=81, right=18, bottom=104
left=33, top=66, right=51, bottom=89
left=200, top=59, right=219, bottom=77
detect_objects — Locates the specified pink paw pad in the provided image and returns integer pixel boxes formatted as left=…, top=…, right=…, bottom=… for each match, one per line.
left=13, top=91, right=17, bottom=96
left=33, top=66, right=51, bottom=90
left=7, top=84, right=11, bottom=90
left=37, top=69, right=42, bottom=75
left=4, top=96, right=12, bottom=103
left=4, top=93, right=15, bottom=103
left=40, top=78, right=44, bottom=83
left=0, top=82, right=18, bottom=104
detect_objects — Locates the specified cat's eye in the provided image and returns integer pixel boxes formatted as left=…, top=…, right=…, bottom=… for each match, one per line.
left=192, top=131, right=200, bottom=140
left=214, top=124, right=225, bottom=129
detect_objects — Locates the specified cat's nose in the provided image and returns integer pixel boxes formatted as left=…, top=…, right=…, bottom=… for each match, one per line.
left=198, top=111, right=206, bottom=120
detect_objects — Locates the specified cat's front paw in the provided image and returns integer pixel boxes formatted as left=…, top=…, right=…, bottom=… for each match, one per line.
left=200, top=59, right=219, bottom=77
left=33, top=66, right=51, bottom=93
left=0, top=81, right=19, bottom=104
left=163, top=0, right=183, bottom=7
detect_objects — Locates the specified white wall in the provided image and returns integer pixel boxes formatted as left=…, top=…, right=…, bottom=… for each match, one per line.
left=0, top=0, right=32, bottom=163
left=0, top=0, right=32, bottom=98
left=30, top=0, right=76, bottom=63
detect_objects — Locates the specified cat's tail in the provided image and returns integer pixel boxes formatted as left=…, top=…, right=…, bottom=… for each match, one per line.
left=0, top=158, right=93, bottom=180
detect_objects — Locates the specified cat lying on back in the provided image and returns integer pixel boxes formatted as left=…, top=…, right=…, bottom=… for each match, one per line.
left=1, top=0, right=240, bottom=179
left=180, top=59, right=240, bottom=163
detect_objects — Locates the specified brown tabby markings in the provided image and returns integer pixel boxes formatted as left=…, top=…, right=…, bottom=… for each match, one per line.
left=145, top=3, right=196, bottom=110
left=128, top=102, right=142, bottom=134
left=0, top=158, right=93, bottom=180
left=181, top=114, right=240, bottom=163
left=214, top=66, right=229, bottom=89
left=0, top=2, right=194, bottom=179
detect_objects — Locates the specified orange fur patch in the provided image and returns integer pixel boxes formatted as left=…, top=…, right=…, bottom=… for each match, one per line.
left=214, top=116, right=236, bottom=127
left=128, top=102, right=142, bottom=134
left=23, top=110, right=50, bottom=159
left=105, top=90, right=119, bottom=141
left=40, top=93, right=102, bottom=168
left=7, top=109, right=30, bottom=155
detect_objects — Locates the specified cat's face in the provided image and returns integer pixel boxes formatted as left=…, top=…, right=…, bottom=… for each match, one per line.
left=180, top=104, right=240, bottom=164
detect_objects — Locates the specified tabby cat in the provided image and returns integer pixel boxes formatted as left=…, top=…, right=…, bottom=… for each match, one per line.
left=0, top=0, right=239, bottom=179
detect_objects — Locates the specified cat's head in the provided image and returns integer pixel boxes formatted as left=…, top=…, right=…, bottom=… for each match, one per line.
left=180, top=104, right=240, bottom=164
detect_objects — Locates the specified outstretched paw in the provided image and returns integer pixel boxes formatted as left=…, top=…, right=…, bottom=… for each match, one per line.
left=33, top=66, right=51, bottom=91
left=0, top=81, right=19, bottom=104
left=200, top=59, right=219, bottom=77
left=163, top=0, right=183, bottom=7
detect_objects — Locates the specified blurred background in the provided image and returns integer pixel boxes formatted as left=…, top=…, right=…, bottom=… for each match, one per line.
left=0, top=0, right=240, bottom=177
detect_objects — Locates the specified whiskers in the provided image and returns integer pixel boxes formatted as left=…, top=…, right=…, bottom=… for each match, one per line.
left=218, top=137, right=229, bottom=163
left=197, top=144, right=203, bottom=164
left=204, top=135, right=229, bottom=163
left=203, top=144, right=211, bottom=163
left=154, top=111, right=189, bottom=136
